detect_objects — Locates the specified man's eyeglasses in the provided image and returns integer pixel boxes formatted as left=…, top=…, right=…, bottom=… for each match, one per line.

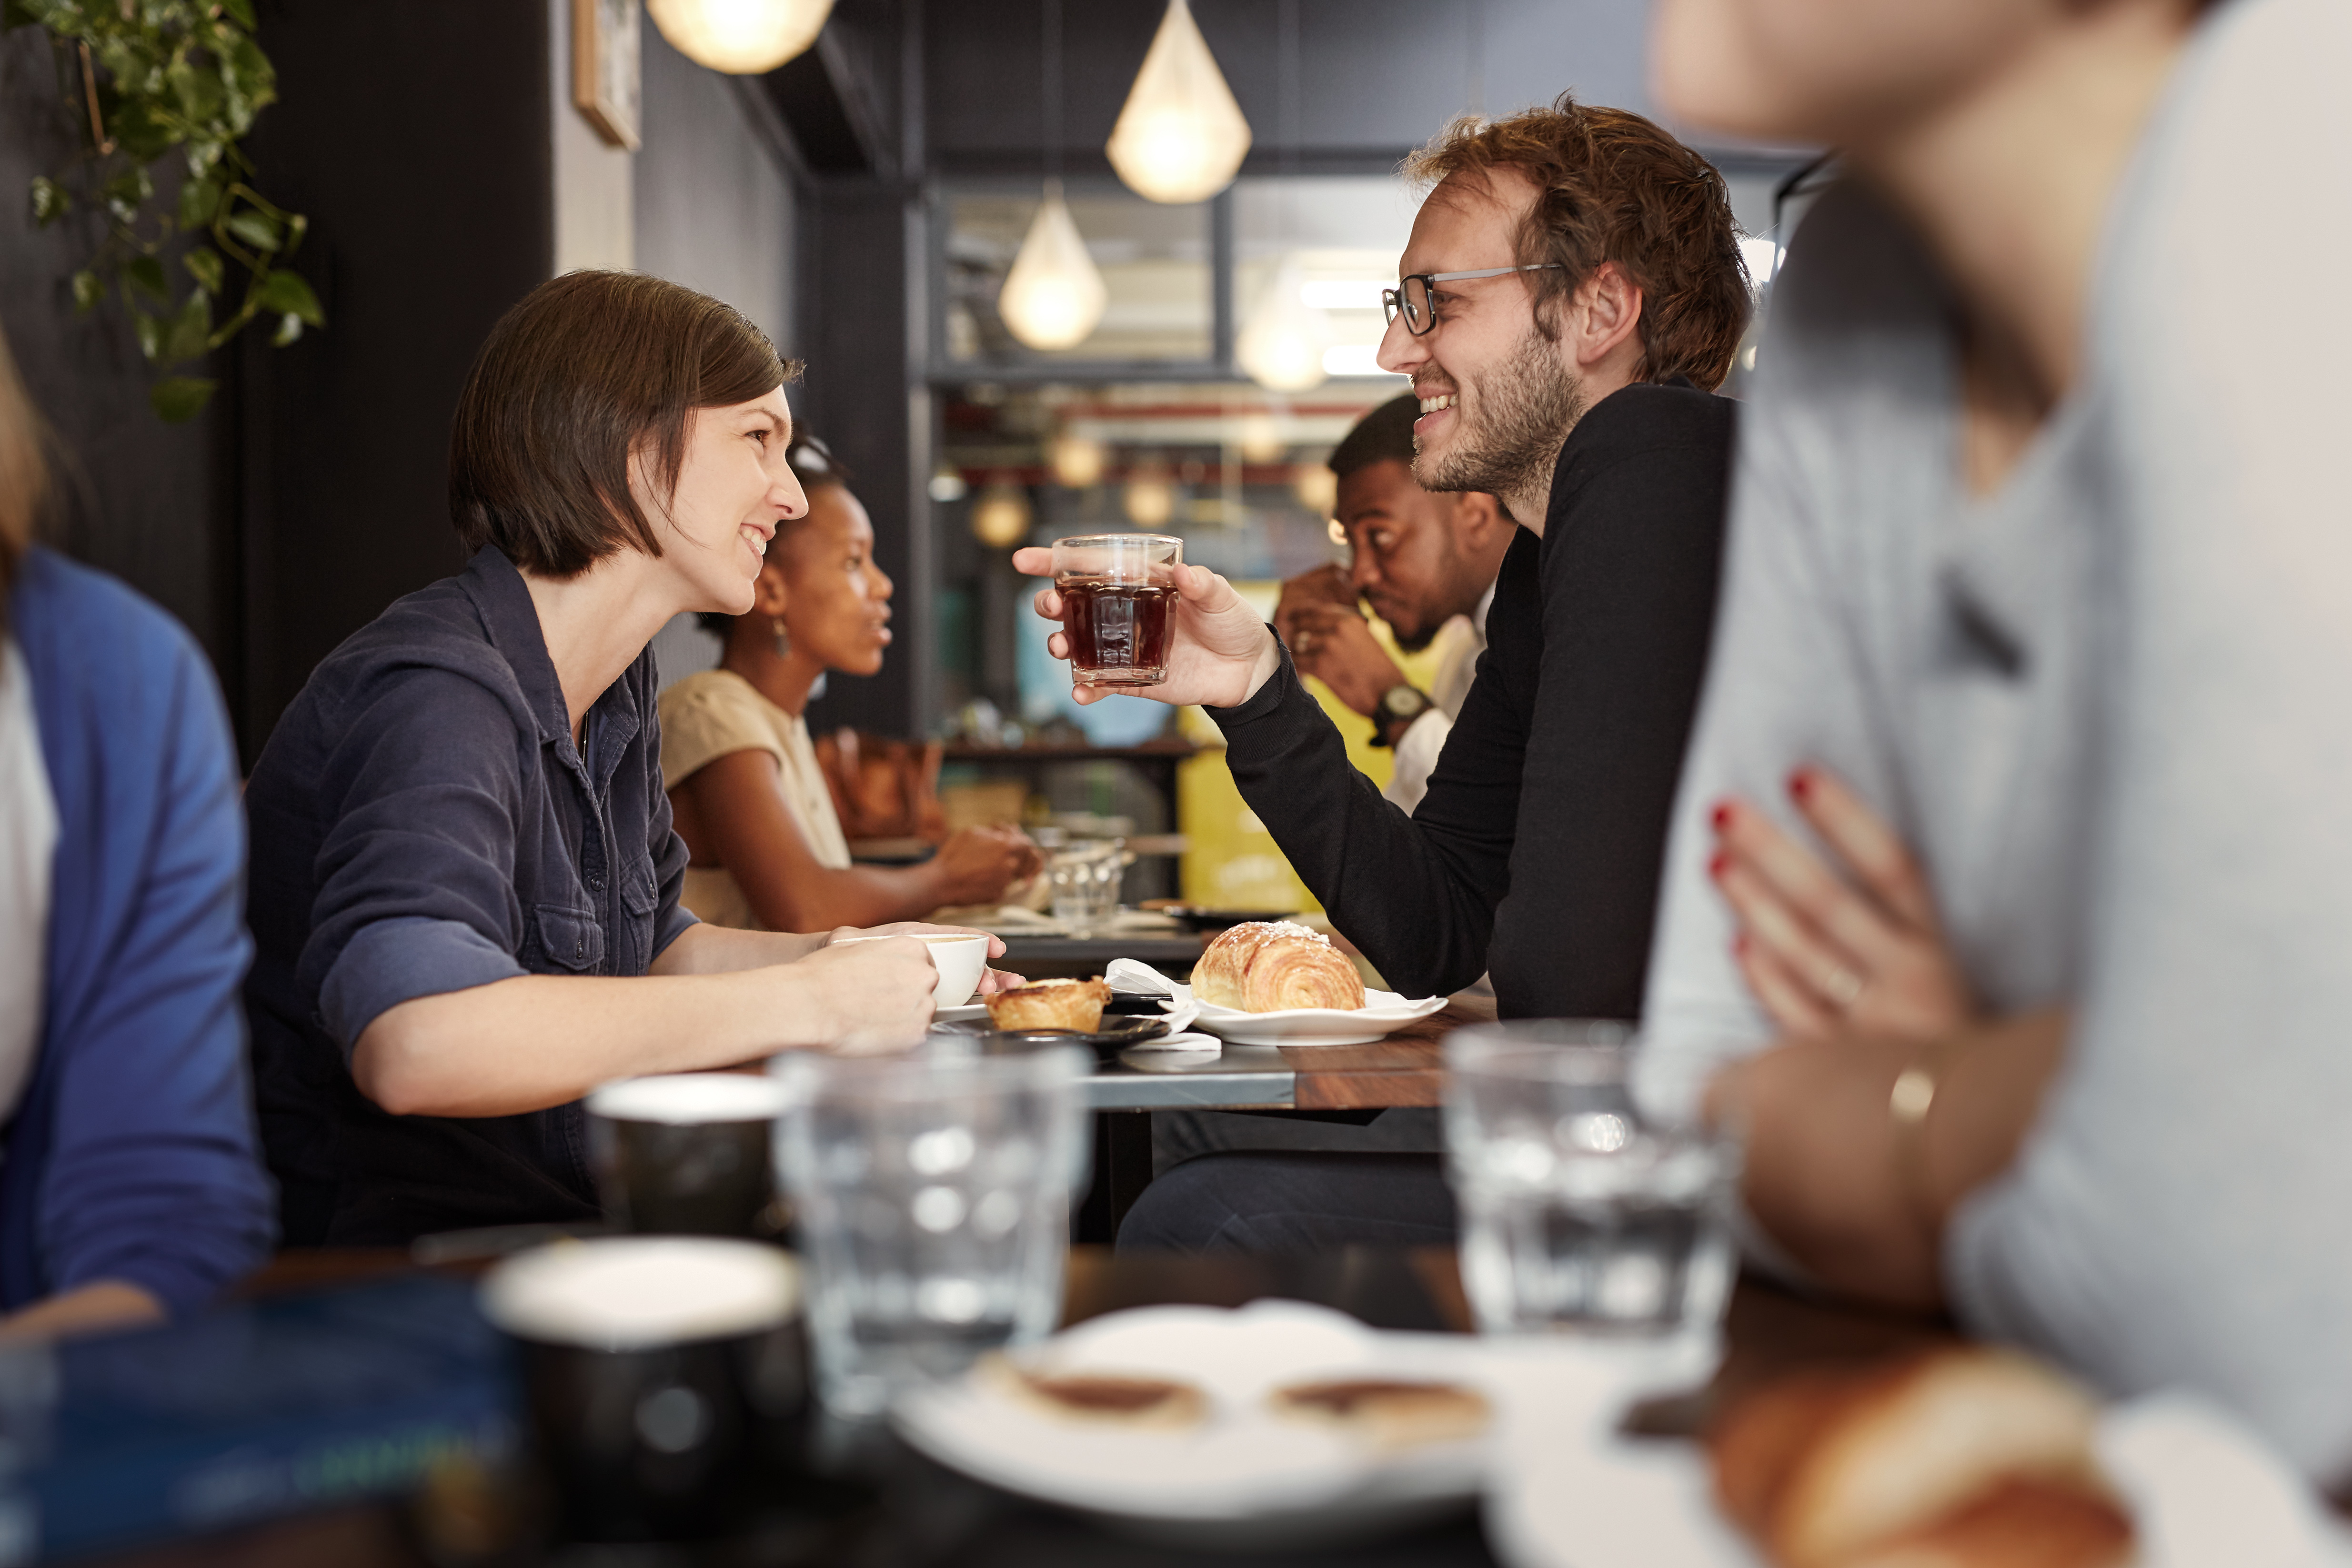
left=1381, top=264, right=1564, bottom=337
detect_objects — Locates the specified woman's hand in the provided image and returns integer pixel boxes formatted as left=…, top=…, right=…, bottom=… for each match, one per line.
left=932, top=825, right=1043, bottom=906
left=1011, top=549, right=1280, bottom=709
left=1709, top=766, right=1972, bottom=1042
left=819, top=922, right=1025, bottom=995
left=793, top=935, right=943, bottom=1053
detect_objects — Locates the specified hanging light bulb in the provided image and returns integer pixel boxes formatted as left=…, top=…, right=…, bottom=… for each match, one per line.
left=1237, top=258, right=1332, bottom=393
left=927, top=464, right=969, bottom=503
left=970, top=480, right=1034, bottom=549
left=1293, top=463, right=1338, bottom=518
left=646, top=0, right=834, bottom=73
left=1048, top=430, right=1108, bottom=488
left=1124, top=462, right=1176, bottom=529
left=1236, top=412, right=1287, bottom=464
left=1106, top=0, right=1251, bottom=205
left=997, top=182, right=1107, bottom=352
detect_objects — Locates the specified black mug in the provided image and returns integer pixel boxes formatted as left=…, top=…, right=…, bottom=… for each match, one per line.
left=481, top=1237, right=806, bottom=1544
left=587, top=1074, right=794, bottom=1238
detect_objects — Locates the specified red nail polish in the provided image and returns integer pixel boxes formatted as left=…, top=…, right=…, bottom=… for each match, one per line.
left=1708, top=850, right=1728, bottom=880
left=1710, top=802, right=1731, bottom=832
left=1788, top=769, right=1812, bottom=802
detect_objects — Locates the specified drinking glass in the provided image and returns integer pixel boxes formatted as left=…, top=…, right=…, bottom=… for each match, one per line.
left=1051, top=534, right=1182, bottom=686
left=587, top=1074, right=793, bottom=1238
left=772, top=1044, right=1090, bottom=1417
left=1045, top=838, right=1126, bottom=935
left=1444, top=1022, right=1739, bottom=1347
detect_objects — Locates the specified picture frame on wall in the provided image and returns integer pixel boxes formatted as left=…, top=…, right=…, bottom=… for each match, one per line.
left=573, top=0, right=642, bottom=150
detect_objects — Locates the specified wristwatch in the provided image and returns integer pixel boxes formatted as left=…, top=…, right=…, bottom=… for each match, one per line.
left=1371, top=683, right=1433, bottom=748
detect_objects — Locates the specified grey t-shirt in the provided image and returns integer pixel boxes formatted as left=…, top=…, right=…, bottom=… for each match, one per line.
left=1643, top=0, right=2352, bottom=1478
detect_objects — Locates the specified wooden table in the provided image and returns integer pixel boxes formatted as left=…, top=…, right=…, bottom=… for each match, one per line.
left=91, top=1247, right=1956, bottom=1568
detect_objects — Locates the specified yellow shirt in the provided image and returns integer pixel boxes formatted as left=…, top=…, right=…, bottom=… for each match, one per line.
left=657, top=669, right=851, bottom=930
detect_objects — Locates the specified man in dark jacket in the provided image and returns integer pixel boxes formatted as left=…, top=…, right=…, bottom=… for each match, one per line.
left=1015, top=94, right=1752, bottom=1249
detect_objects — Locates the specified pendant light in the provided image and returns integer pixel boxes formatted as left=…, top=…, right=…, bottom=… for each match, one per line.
left=970, top=479, right=1034, bottom=549
left=646, top=0, right=833, bottom=74
left=1106, top=0, right=1251, bottom=205
left=997, top=1, right=1107, bottom=352
left=1237, top=4, right=1325, bottom=392
left=1237, top=258, right=1330, bottom=392
left=1048, top=430, right=1108, bottom=488
left=999, top=184, right=1106, bottom=351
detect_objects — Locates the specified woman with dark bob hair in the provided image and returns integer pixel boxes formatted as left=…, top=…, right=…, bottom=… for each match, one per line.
left=244, top=271, right=1009, bottom=1246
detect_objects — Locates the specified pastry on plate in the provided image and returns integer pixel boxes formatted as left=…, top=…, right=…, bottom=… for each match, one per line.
left=1709, top=1347, right=2132, bottom=1568
left=985, top=976, right=1112, bottom=1033
left=1269, top=1377, right=1490, bottom=1450
left=980, top=1354, right=1206, bottom=1429
left=1191, top=921, right=1367, bottom=1013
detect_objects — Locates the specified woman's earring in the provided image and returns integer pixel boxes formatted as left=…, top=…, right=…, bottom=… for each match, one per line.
left=770, top=616, right=791, bottom=660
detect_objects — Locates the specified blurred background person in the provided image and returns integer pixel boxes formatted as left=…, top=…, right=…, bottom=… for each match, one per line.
left=662, top=432, right=1038, bottom=931
left=0, top=324, right=273, bottom=1339
left=1274, top=393, right=1511, bottom=813
left=1648, top=0, right=2352, bottom=1480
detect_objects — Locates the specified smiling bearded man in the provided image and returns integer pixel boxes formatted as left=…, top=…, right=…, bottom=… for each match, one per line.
left=1010, top=93, right=1751, bottom=1251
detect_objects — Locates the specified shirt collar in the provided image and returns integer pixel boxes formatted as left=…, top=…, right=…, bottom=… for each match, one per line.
left=461, top=545, right=571, bottom=750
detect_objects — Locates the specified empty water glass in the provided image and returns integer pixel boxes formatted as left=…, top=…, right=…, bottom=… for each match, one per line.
left=772, top=1044, right=1089, bottom=1417
left=1444, top=1021, right=1739, bottom=1349
left=1046, top=840, right=1125, bottom=935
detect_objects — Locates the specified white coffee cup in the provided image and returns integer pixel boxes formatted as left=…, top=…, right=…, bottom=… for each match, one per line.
left=833, top=931, right=991, bottom=1007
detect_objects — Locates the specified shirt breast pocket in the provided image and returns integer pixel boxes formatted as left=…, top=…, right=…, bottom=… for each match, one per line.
left=620, top=862, right=659, bottom=974
left=535, top=903, right=606, bottom=973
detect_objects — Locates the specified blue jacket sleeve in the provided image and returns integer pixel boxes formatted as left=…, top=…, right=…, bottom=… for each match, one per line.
left=11, top=550, right=277, bottom=1317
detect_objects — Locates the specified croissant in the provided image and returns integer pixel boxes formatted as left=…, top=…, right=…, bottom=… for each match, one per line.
left=1191, top=921, right=1367, bottom=1012
left=1709, top=1348, right=2131, bottom=1568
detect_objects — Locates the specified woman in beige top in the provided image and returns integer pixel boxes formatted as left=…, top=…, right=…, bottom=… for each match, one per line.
left=661, top=432, right=1038, bottom=930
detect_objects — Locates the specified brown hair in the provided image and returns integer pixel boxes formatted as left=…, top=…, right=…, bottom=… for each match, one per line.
left=0, top=323, right=47, bottom=621
left=1404, top=93, right=1751, bottom=392
left=448, top=270, right=800, bottom=577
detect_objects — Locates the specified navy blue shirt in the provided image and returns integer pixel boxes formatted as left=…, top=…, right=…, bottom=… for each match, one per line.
left=244, top=546, right=696, bottom=1245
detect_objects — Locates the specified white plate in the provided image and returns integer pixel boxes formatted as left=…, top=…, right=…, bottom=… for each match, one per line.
left=1189, top=989, right=1448, bottom=1046
left=1484, top=1366, right=2352, bottom=1568
left=894, top=1301, right=1491, bottom=1551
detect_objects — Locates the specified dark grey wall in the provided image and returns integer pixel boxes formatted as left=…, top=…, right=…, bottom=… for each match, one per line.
left=635, top=23, right=801, bottom=352
left=922, top=0, right=1659, bottom=176
left=0, top=28, right=240, bottom=674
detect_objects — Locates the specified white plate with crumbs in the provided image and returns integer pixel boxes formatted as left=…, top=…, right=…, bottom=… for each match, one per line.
left=894, top=1301, right=1493, bottom=1551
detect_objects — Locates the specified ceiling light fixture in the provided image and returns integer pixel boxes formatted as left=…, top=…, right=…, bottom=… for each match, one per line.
left=998, top=0, right=1106, bottom=353
left=1237, top=256, right=1331, bottom=393
left=1106, top=0, right=1251, bottom=205
left=998, top=183, right=1107, bottom=351
left=645, top=0, right=833, bottom=74
left=970, top=480, right=1034, bottom=549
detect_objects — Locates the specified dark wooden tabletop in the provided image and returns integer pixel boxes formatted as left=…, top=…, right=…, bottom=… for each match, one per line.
left=90, top=1244, right=1956, bottom=1568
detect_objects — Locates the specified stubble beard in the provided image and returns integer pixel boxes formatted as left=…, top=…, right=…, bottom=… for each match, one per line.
left=1411, top=327, right=1587, bottom=508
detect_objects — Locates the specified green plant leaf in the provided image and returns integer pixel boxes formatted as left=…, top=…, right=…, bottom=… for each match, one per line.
left=224, top=206, right=280, bottom=252
left=71, top=270, right=103, bottom=314
left=29, top=176, right=68, bottom=226
left=133, top=310, right=162, bottom=362
left=256, top=267, right=322, bottom=326
left=150, top=376, right=217, bottom=423
left=124, top=253, right=169, bottom=301
left=167, top=58, right=223, bottom=123
left=162, top=290, right=212, bottom=364
left=182, top=246, right=223, bottom=296
left=271, top=311, right=302, bottom=347
left=176, top=173, right=219, bottom=228
left=218, top=0, right=257, bottom=28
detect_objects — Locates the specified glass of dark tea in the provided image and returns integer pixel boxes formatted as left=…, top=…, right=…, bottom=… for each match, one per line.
left=1051, top=533, right=1183, bottom=686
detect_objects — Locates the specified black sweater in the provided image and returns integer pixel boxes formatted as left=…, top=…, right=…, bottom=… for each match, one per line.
left=1209, top=381, right=1736, bottom=1021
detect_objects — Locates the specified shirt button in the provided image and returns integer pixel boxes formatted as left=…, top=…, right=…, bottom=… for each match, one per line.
left=574, top=937, right=584, bottom=959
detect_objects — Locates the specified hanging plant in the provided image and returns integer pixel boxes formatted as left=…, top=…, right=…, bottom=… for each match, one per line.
left=5, top=0, right=322, bottom=422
